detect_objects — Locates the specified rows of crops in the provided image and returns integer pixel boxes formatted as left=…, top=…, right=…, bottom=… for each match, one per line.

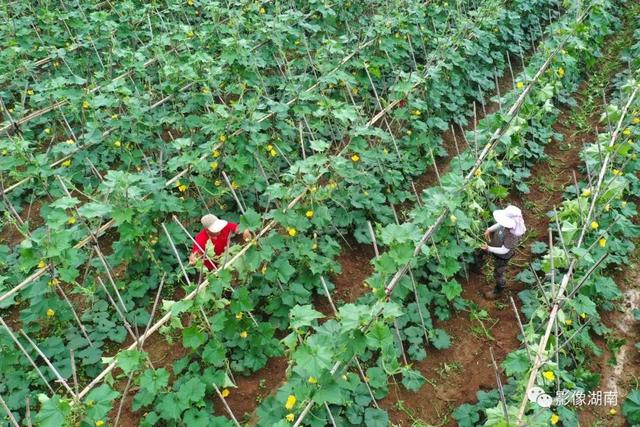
left=1, top=0, right=639, bottom=426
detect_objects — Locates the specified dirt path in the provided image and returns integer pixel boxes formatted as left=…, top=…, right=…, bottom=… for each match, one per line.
left=379, top=20, right=634, bottom=426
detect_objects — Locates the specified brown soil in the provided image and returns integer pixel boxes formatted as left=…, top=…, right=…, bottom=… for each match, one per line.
left=379, top=26, right=630, bottom=422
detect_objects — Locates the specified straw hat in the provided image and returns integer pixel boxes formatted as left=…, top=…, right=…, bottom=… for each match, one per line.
left=201, top=214, right=227, bottom=233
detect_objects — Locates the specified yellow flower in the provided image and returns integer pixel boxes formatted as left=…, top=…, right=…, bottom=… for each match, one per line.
left=82, top=100, right=90, bottom=110
left=449, top=214, right=457, bottom=224
left=212, top=149, right=221, bottom=157
left=111, top=114, right=119, bottom=120
left=44, top=128, right=51, bottom=134
left=311, top=243, right=318, bottom=250
left=285, top=395, right=297, bottom=410
left=65, top=139, right=74, bottom=145
left=38, top=260, right=46, bottom=269
left=406, top=130, right=412, bottom=135
left=221, top=388, right=230, bottom=397
left=633, top=117, right=640, bottom=124
left=286, top=413, right=295, bottom=422
left=95, top=421, right=104, bottom=427
left=186, top=30, right=195, bottom=38
left=543, top=370, right=555, bottom=381
left=27, top=89, right=34, bottom=96
left=580, top=312, right=587, bottom=319
left=113, top=140, right=121, bottom=148
left=351, top=87, right=358, bottom=95
left=412, top=109, right=421, bottom=116
left=214, top=180, right=222, bottom=186
left=240, top=331, right=248, bottom=339
left=565, top=319, right=573, bottom=326
left=599, top=238, right=606, bottom=248
left=266, top=144, right=274, bottom=151
left=288, top=227, right=297, bottom=237
left=474, top=168, right=482, bottom=177
left=209, top=162, right=218, bottom=171
left=623, top=128, right=631, bottom=136
left=581, top=188, right=591, bottom=197
left=516, top=81, right=524, bottom=89
left=591, top=221, right=599, bottom=230
left=604, top=204, right=610, bottom=212
left=187, top=0, right=194, bottom=5
left=270, top=149, right=277, bottom=157
left=48, top=278, right=60, bottom=287
left=235, top=312, right=243, bottom=320
left=613, top=169, right=623, bottom=176
left=62, top=160, right=72, bottom=167
left=308, top=376, right=318, bottom=384
left=178, top=184, right=187, bottom=192
left=47, top=308, right=55, bottom=318
left=67, top=217, right=76, bottom=225
left=259, top=7, right=266, bottom=14
left=610, top=408, right=617, bottom=415
left=351, top=154, right=360, bottom=162
left=306, top=210, right=314, bottom=218
left=550, top=413, right=560, bottom=425
left=219, top=134, right=226, bottom=143
left=231, top=181, right=239, bottom=189
left=557, top=67, right=565, bottom=78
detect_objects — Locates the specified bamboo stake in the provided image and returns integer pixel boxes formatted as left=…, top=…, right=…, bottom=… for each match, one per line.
left=0, top=318, right=54, bottom=394
left=0, top=393, right=19, bottom=427
left=212, top=384, right=242, bottom=427
left=25, top=396, right=32, bottom=427
left=516, top=85, right=638, bottom=425
left=96, top=277, right=138, bottom=343
left=489, top=347, right=510, bottom=426
left=510, top=296, right=531, bottom=363
left=20, top=329, right=77, bottom=398
left=70, top=349, right=79, bottom=398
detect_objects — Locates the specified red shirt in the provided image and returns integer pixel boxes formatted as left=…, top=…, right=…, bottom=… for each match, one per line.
left=191, top=222, right=238, bottom=270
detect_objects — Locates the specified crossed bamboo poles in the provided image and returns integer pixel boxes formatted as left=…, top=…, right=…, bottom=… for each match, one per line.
left=513, top=83, right=639, bottom=425
left=0, top=0, right=458, bottom=417
left=0, top=0, right=396, bottom=303
left=291, top=5, right=594, bottom=424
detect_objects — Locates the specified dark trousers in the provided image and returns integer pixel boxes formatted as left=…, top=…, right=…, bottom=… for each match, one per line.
left=473, top=250, right=509, bottom=291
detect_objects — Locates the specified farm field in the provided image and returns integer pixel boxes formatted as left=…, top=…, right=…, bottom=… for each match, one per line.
left=1, top=1, right=640, bottom=426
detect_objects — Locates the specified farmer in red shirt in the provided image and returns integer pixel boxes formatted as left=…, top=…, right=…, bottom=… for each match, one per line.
left=188, top=214, right=251, bottom=270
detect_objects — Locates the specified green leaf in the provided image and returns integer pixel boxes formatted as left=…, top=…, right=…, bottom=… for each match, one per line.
left=240, top=209, right=262, bottom=231
left=429, top=329, right=451, bottom=350
left=442, top=280, right=463, bottom=301
left=182, top=326, right=207, bottom=349
left=139, top=368, right=169, bottom=394
left=77, top=202, right=112, bottom=218
left=401, top=369, right=425, bottom=391
left=364, top=408, right=389, bottom=427
left=36, top=395, right=71, bottom=427
left=503, top=350, right=530, bottom=376
left=116, top=349, right=145, bottom=374
left=84, top=384, right=119, bottom=422
left=622, top=389, right=640, bottom=424
left=290, top=304, right=324, bottom=329
left=178, top=377, right=206, bottom=404
left=50, top=197, right=80, bottom=209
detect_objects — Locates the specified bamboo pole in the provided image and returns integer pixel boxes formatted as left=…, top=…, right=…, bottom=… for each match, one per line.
left=0, top=318, right=55, bottom=394
left=515, top=85, right=638, bottom=425
left=20, top=329, right=77, bottom=398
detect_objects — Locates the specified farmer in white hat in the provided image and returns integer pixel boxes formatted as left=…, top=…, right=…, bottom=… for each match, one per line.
left=480, top=205, right=526, bottom=299
left=188, top=214, right=251, bottom=271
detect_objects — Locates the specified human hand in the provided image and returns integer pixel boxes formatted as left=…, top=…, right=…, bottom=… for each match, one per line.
left=188, top=253, right=198, bottom=265
left=483, top=229, right=491, bottom=242
left=480, top=244, right=488, bottom=251
left=242, top=229, right=252, bottom=242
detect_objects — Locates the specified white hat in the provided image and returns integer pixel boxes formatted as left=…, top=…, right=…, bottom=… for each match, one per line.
left=201, top=214, right=227, bottom=233
left=493, top=205, right=526, bottom=236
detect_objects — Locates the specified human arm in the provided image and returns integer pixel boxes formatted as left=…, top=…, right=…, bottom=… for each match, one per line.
left=484, top=223, right=501, bottom=241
